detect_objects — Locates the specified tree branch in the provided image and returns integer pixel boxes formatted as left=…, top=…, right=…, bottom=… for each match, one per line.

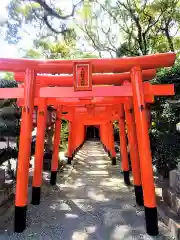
left=43, top=15, right=68, bottom=34
left=78, top=25, right=103, bottom=57
left=161, top=18, right=175, bottom=52
left=117, top=0, right=144, bottom=54
left=31, top=0, right=83, bottom=20
left=29, top=0, right=84, bottom=33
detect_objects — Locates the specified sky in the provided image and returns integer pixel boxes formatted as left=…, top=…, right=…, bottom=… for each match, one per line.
left=0, top=0, right=90, bottom=59
left=0, top=0, right=113, bottom=60
left=0, top=1, right=21, bottom=58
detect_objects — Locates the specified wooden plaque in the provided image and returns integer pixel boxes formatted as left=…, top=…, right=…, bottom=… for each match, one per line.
left=73, top=62, right=92, bottom=91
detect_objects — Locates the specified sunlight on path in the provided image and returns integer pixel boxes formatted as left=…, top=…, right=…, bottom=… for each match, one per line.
left=0, top=141, right=173, bottom=239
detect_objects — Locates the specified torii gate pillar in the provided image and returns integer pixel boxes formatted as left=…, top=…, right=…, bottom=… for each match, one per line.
left=67, top=121, right=73, bottom=164
left=50, top=106, right=62, bottom=185
left=14, top=69, right=36, bottom=233
left=118, top=106, right=130, bottom=185
left=108, top=122, right=116, bottom=165
left=124, top=100, right=143, bottom=206
left=100, top=123, right=108, bottom=153
left=131, top=66, right=158, bottom=236
left=32, top=99, right=47, bottom=205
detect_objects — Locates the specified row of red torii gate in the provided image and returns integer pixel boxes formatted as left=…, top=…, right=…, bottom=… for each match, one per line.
left=0, top=53, right=176, bottom=236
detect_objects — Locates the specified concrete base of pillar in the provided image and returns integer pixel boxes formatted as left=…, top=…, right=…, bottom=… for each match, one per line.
left=67, top=157, right=73, bottom=165
left=107, top=151, right=110, bottom=157
left=134, top=185, right=144, bottom=206
left=14, top=205, right=27, bottom=233
left=50, top=171, right=57, bottom=185
left=145, top=206, right=158, bottom=236
left=123, top=171, right=131, bottom=186
left=43, top=151, right=52, bottom=171
left=31, top=187, right=41, bottom=205
left=111, top=157, right=116, bottom=165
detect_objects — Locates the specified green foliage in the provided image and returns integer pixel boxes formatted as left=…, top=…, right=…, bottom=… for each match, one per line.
left=77, top=0, right=180, bottom=57
left=2, top=0, right=180, bottom=57
left=1, top=0, right=84, bottom=44
left=24, top=49, right=42, bottom=59
left=0, top=78, right=20, bottom=138
left=25, top=34, right=98, bottom=60
left=3, top=72, right=14, bottom=81
left=0, top=78, right=17, bottom=88
left=0, top=120, right=20, bottom=137
left=31, top=38, right=72, bottom=59
left=150, top=129, right=180, bottom=178
left=77, top=0, right=92, bottom=20
left=150, top=62, right=180, bottom=177
left=60, top=120, right=68, bottom=151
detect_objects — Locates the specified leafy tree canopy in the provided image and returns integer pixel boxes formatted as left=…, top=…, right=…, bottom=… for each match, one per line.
left=77, top=0, right=180, bottom=57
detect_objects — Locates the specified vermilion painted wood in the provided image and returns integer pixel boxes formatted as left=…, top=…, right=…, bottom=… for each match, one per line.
left=17, top=96, right=155, bottom=109
left=39, top=83, right=174, bottom=98
left=17, top=97, right=127, bottom=106
left=73, top=61, right=92, bottom=91
left=14, top=69, right=156, bottom=85
left=119, top=106, right=129, bottom=171
left=0, top=86, right=131, bottom=98
left=143, top=82, right=174, bottom=96
left=51, top=106, right=62, bottom=172
left=74, top=115, right=117, bottom=123
left=0, top=88, right=23, bottom=98
left=32, top=99, right=47, bottom=188
left=131, top=66, right=156, bottom=208
left=124, top=99, right=141, bottom=186
left=59, top=108, right=121, bottom=122
left=15, top=69, right=36, bottom=207
left=16, top=84, right=170, bottom=109
left=0, top=52, right=175, bottom=73
left=40, top=86, right=132, bottom=98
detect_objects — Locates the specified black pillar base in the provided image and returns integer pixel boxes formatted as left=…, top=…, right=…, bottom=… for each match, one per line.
left=67, top=157, right=72, bottom=165
left=123, top=171, right=131, bottom=185
left=14, top=205, right=27, bottom=233
left=111, top=157, right=116, bottom=165
left=107, top=151, right=110, bottom=157
left=134, top=185, right=144, bottom=206
left=144, top=206, right=159, bottom=236
left=31, top=187, right=41, bottom=205
left=50, top=171, right=57, bottom=185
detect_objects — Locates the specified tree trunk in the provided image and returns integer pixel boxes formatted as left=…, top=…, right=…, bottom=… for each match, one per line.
left=164, top=25, right=174, bottom=52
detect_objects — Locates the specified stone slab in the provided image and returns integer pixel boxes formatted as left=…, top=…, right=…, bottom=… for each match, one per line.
left=157, top=201, right=180, bottom=240
left=0, top=182, right=14, bottom=207
left=0, top=168, right=5, bottom=188
left=175, top=171, right=180, bottom=195
left=178, top=162, right=180, bottom=171
left=169, top=169, right=178, bottom=190
left=162, top=187, right=180, bottom=216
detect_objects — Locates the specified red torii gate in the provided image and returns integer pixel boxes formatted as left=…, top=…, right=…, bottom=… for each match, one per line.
left=0, top=52, right=176, bottom=236
left=15, top=69, right=156, bottom=85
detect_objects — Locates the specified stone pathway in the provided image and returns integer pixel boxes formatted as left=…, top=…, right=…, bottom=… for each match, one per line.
left=0, top=141, right=174, bottom=239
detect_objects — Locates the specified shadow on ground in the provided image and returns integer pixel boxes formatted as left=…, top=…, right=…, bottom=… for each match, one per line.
left=0, top=141, right=172, bottom=240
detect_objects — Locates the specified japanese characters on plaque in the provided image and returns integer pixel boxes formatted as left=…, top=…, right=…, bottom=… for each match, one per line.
left=73, top=62, right=92, bottom=91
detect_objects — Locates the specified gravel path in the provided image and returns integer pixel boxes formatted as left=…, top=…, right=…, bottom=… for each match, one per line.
left=0, top=141, right=173, bottom=239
